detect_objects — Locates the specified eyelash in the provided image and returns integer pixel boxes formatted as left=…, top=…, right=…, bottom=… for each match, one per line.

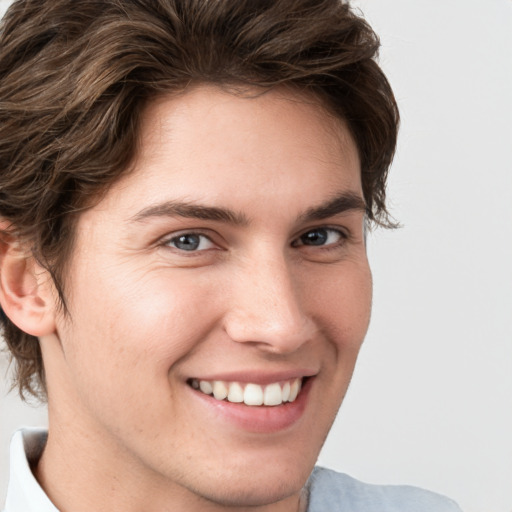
left=162, top=227, right=347, bottom=254
left=291, top=227, right=347, bottom=250
left=163, top=231, right=217, bottom=253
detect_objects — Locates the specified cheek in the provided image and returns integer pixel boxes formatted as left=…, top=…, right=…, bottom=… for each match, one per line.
left=308, top=260, right=372, bottom=349
left=75, top=268, right=224, bottom=377
left=122, top=270, right=223, bottom=356
left=53, top=269, right=226, bottom=435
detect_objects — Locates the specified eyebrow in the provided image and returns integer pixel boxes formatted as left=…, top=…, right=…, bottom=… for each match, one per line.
left=299, top=192, right=367, bottom=222
left=131, top=200, right=249, bottom=225
left=130, top=191, right=366, bottom=225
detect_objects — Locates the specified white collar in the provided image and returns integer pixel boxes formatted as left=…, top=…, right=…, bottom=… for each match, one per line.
left=3, top=428, right=58, bottom=512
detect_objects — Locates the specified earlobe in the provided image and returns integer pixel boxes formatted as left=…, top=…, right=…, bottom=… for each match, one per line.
left=0, top=226, right=57, bottom=337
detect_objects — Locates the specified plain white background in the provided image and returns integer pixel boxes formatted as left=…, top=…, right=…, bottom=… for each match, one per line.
left=0, top=1, right=511, bottom=511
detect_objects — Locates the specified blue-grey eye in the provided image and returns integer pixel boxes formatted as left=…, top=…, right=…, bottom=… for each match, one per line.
left=297, top=228, right=343, bottom=246
left=167, top=233, right=214, bottom=251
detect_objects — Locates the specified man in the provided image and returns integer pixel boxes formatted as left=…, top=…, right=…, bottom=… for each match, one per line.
left=0, top=1, right=462, bottom=511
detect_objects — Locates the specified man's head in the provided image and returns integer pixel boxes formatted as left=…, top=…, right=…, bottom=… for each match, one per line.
left=0, top=0, right=398, bottom=400
left=0, top=0, right=398, bottom=509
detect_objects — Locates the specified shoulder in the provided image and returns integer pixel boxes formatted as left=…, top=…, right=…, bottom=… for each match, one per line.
left=305, top=467, right=463, bottom=512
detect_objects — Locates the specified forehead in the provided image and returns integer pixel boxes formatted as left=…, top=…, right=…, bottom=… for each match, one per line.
left=83, top=85, right=362, bottom=225
left=140, top=85, right=355, bottom=150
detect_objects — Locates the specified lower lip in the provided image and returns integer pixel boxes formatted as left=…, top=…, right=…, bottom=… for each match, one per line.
left=188, top=378, right=313, bottom=434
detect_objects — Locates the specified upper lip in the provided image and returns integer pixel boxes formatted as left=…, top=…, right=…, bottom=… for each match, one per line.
left=188, top=368, right=318, bottom=385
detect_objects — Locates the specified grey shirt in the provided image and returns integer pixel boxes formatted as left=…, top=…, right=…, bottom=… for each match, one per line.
left=305, top=467, right=462, bottom=511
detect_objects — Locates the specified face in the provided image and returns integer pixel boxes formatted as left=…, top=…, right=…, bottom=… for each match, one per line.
left=41, top=86, right=372, bottom=509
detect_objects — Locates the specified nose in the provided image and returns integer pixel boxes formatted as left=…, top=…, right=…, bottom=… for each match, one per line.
left=223, top=254, right=316, bottom=353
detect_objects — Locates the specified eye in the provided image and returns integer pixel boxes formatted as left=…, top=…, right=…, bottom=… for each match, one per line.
left=293, top=227, right=345, bottom=247
left=165, top=233, right=216, bottom=252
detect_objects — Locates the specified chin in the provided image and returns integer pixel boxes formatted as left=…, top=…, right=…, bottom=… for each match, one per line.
left=188, top=469, right=309, bottom=508
left=170, top=445, right=316, bottom=508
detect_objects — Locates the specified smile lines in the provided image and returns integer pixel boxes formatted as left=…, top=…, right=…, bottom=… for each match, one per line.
left=189, top=378, right=303, bottom=406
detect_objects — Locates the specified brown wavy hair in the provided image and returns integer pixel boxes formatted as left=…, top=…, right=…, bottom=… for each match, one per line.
left=0, top=0, right=399, bottom=400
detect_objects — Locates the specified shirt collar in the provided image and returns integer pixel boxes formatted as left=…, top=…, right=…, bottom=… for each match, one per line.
left=3, top=428, right=58, bottom=512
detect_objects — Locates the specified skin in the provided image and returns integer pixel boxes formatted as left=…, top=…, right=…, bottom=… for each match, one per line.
left=10, top=86, right=372, bottom=512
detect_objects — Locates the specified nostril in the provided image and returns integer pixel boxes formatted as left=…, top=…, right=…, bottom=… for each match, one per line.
left=224, top=313, right=315, bottom=353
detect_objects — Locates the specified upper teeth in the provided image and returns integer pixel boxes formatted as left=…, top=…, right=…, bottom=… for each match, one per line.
left=191, top=378, right=302, bottom=406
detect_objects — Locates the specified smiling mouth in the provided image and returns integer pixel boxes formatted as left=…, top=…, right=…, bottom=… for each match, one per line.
left=188, top=378, right=304, bottom=407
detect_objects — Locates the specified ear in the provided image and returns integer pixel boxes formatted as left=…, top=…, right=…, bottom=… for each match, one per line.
left=0, top=222, right=57, bottom=337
